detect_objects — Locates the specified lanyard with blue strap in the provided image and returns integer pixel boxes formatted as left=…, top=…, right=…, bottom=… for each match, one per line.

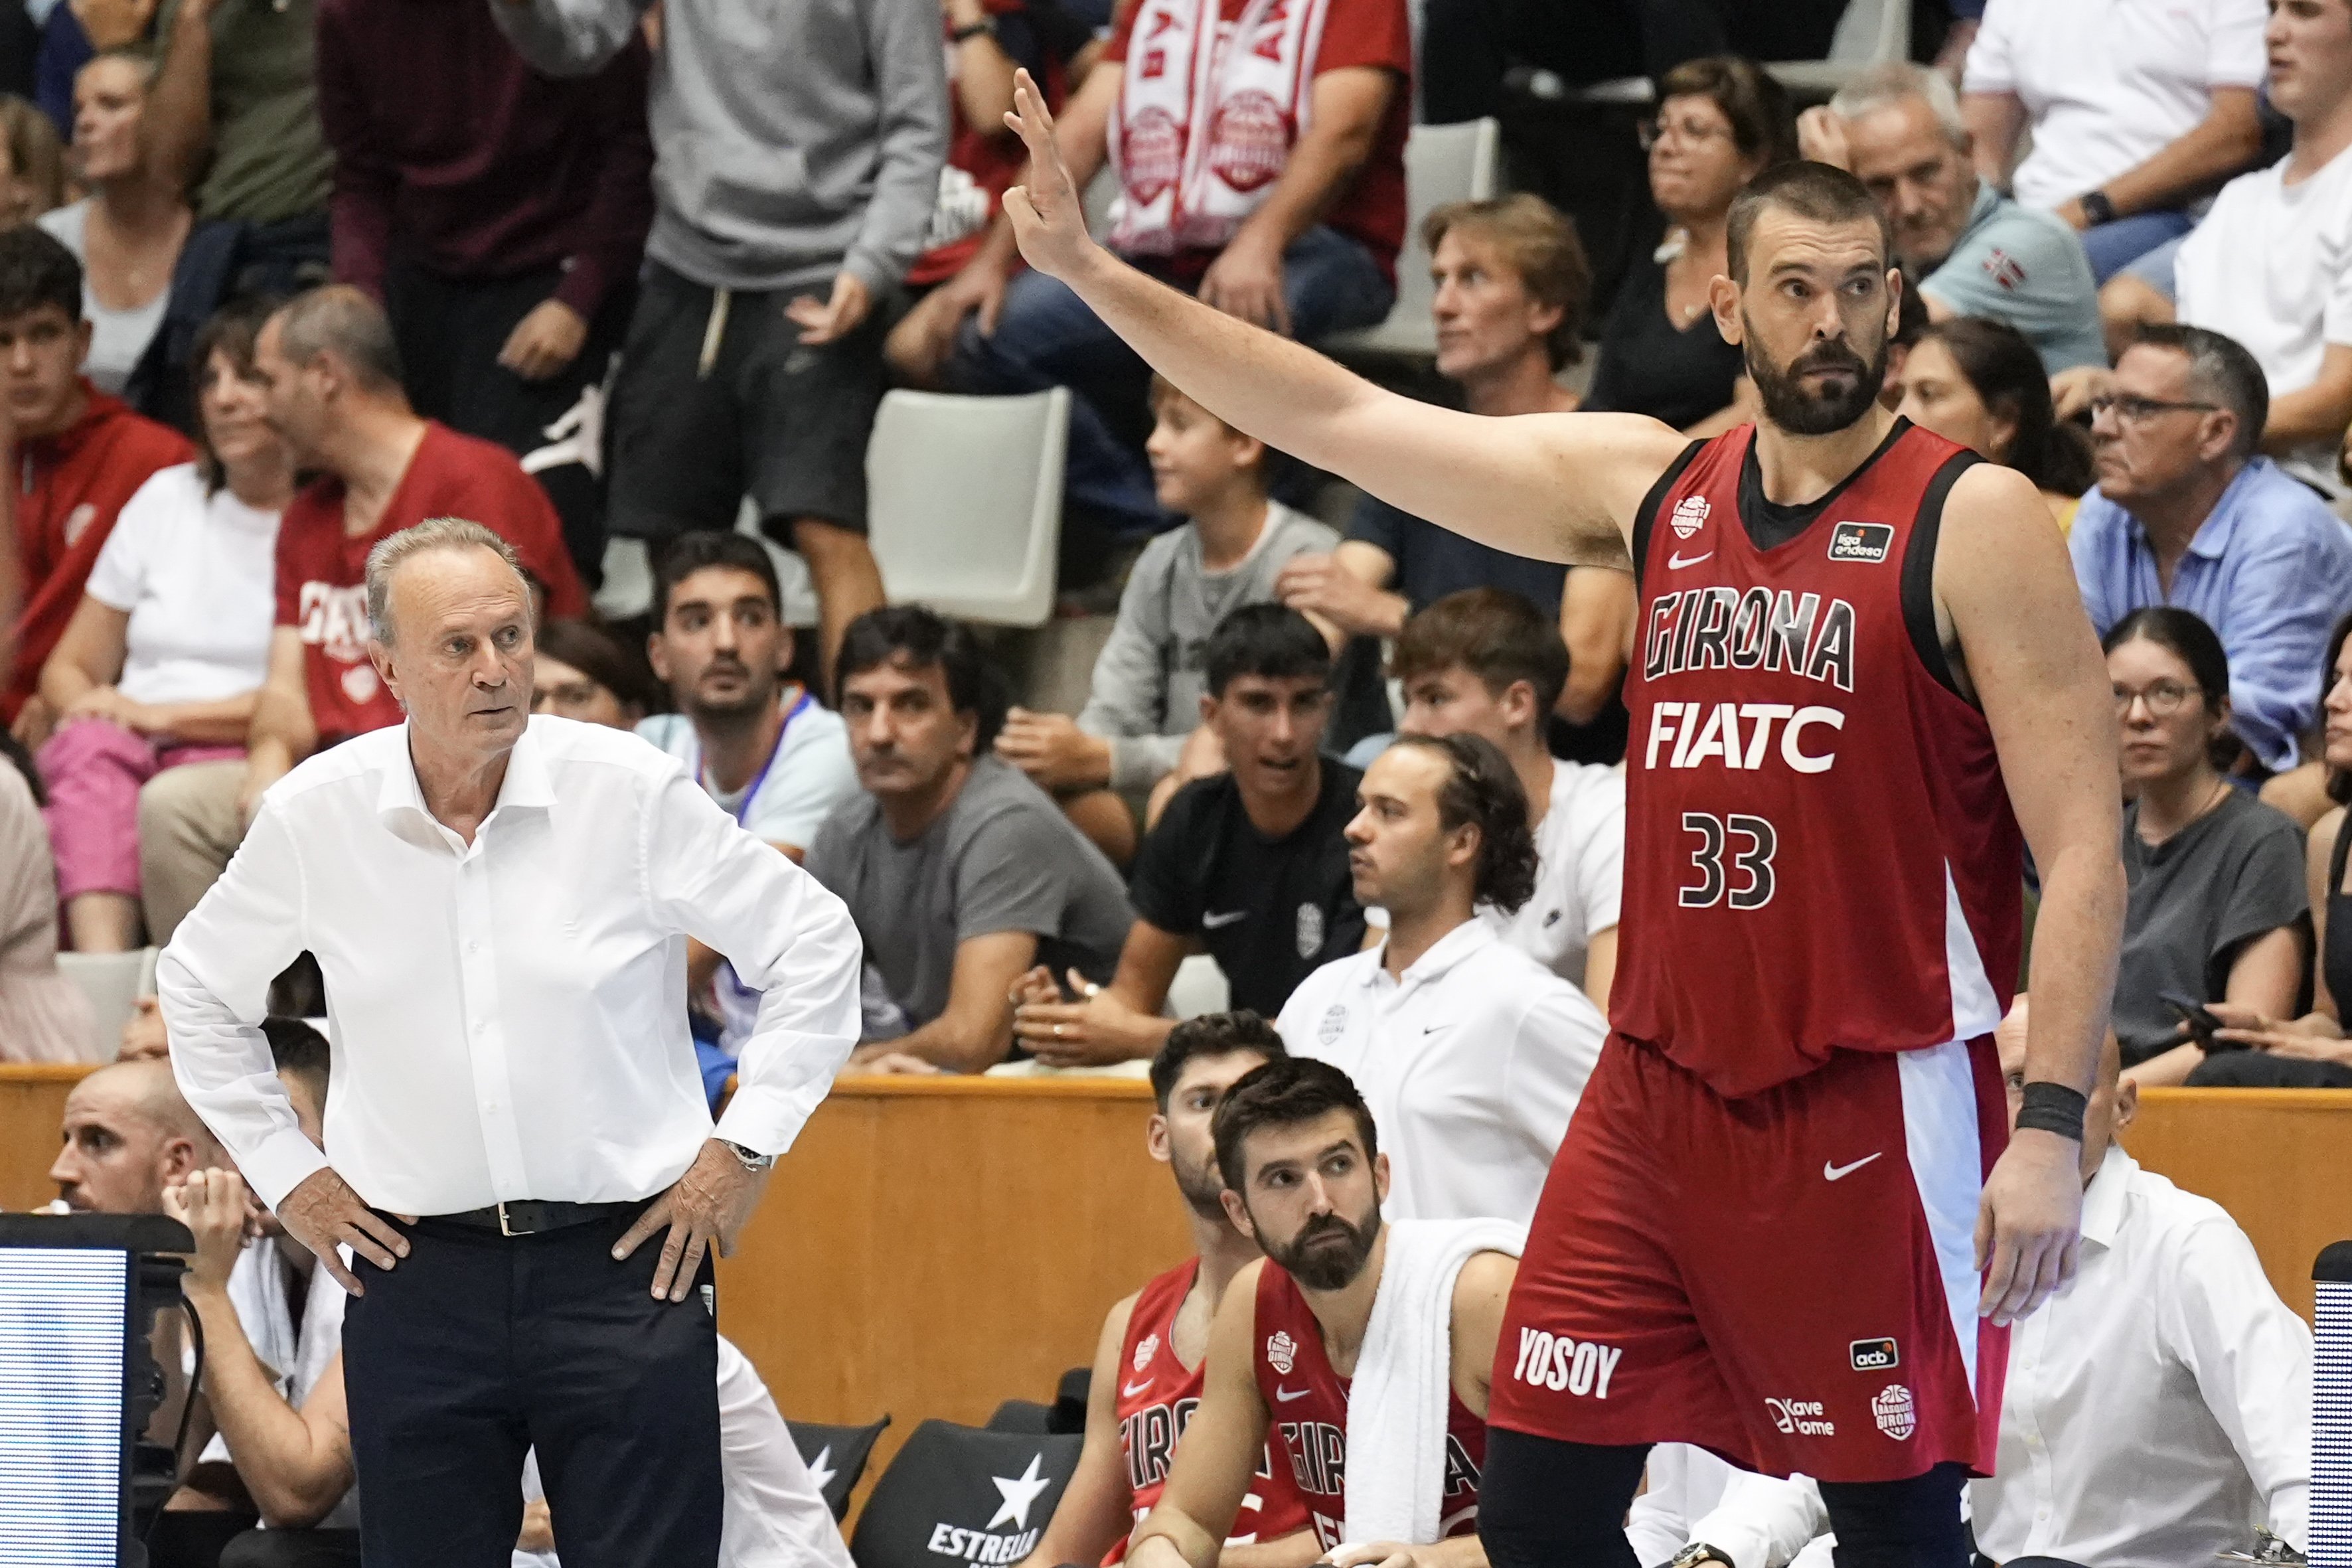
left=709, top=686, right=814, bottom=1010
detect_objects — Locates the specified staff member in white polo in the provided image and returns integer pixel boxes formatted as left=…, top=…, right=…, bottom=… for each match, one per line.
left=159, top=518, right=862, bottom=1568
left=1276, top=732, right=1605, bottom=1223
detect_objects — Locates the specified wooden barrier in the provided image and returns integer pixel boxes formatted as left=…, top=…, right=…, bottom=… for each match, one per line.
left=5, top=1066, right=2348, bottom=1506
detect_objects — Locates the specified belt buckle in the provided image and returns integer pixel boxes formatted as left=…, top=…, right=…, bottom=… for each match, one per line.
left=497, top=1201, right=526, bottom=1237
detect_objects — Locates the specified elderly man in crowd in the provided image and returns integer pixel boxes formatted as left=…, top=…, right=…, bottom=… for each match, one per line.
left=2071, top=324, right=2352, bottom=777
left=1799, top=61, right=2106, bottom=374
left=161, top=517, right=862, bottom=1567
left=491, top=0, right=945, bottom=685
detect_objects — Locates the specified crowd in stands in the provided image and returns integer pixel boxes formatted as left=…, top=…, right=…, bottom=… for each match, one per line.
left=0, top=0, right=2345, bottom=1559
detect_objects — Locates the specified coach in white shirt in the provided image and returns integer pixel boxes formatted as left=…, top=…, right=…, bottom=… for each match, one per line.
left=1277, top=732, right=1604, bottom=1224
left=159, top=518, right=862, bottom=1568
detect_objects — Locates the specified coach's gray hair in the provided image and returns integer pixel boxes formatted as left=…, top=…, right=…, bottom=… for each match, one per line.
left=1829, top=62, right=1968, bottom=148
left=364, top=518, right=528, bottom=646
left=272, top=284, right=405, bottom=392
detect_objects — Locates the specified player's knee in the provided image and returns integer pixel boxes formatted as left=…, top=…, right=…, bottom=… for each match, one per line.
left=1816, top=1462, right=1972, bottom=1567
left=1476, top=1429, right=1648, bottom=1568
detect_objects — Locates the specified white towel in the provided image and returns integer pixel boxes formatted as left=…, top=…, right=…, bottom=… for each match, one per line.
left=1342, top=1217, right=1526, bottom=1545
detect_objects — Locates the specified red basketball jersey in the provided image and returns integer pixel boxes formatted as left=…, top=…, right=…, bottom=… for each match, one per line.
left=1614, top=420, right=2022, bottom=1098
left=1250, top=1263, right=1487, bottom=1551
left=1108, top=1259, right=1307, bottom=1562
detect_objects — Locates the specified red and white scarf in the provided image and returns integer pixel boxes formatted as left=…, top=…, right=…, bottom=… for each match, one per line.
left=1106, top=0, right=1332, bottom=256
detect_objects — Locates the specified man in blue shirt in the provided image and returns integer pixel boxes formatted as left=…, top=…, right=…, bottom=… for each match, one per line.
left=2072, top=324, right=2352, bottom=773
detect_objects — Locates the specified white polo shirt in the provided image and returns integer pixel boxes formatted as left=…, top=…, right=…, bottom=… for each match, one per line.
left=1487, top=760, right=1622, bottom=992
left=1964, top=0, right=2267, bottom=210
left=1972, top=1144, right=2310, bottom=1566
left=1275, top=919, right=1605, bottom=1225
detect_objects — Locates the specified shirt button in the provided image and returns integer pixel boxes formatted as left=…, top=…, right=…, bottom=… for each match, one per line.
left=467, top=940, right=481, bottom=954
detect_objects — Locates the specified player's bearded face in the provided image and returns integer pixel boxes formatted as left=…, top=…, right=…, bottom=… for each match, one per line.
left=1744, top=315, right=1889, bottom=436
left=1264, top=1198, right=1382, bottom=1292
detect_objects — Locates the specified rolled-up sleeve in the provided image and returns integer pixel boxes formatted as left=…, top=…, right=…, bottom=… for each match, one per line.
left=487, top=0, right=647, bottom=78
left=158, top=803, right=326, bottom=1211
left=643, top=770, right=862, bottom=1156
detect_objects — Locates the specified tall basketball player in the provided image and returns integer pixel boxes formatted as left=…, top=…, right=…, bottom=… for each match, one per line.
left=997, top=73, right=2124, bottom=1568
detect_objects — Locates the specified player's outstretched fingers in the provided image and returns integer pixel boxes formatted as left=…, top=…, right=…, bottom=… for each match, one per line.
left=612, top=1192, right=674, bottom=1263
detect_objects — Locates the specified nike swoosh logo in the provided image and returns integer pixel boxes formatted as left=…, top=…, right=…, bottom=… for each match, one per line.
left=1202, top=910, right=1249, bottom=929
left=1273, top=1385, right=1312, bottom=1403
left=1667, top=550, right=1714, bottom=570
left=1823, top=1152, right=1883, bottom=1182
left=1123, top=1378, right=1154, bottom=1397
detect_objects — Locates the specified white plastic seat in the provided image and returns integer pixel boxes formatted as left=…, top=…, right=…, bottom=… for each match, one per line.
left=1321, top=118, right=1502, bottom=360
left=1166, top=953, right=1232, bottom=1020
left=864, top=388, right=1072, bottom=627
left=1560, top=0, right=1913, bottom=110
left=56, top=949, right=153, bottom=1061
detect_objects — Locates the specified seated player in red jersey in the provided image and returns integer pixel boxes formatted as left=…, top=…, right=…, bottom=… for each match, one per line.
left=1018, top=1013, right=1314, bottom=1568
left=1124, top=1058, right=1519, bottom=1568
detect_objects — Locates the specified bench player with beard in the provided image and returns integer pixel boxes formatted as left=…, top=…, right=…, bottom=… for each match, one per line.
left=1124, top=1058, right=1518, bottom=1568
left=995, top=75, right=2125, bottom=1568
left=1019, top=1013, right=1313, bottom=1567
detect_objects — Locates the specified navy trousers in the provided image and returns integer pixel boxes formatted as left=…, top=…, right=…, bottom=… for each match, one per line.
left=341, top=1210, right=720, bottom=1567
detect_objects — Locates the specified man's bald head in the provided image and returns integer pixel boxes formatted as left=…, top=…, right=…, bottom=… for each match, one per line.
left=50, top=1059, right=227, bottom=1214
left=270, top=284, right=404, bottom=393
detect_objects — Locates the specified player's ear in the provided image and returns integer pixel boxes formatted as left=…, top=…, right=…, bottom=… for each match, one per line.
left=1372, top=1151, right=1391, bottom=1204
left=1708, top=272, right=1743, bottom=344
left=1221, top=1186, right=1256, bottom=1239
left=1145, top=1112, right=1174, bottom=1165
left=1883, top=270, right=1904, bottom=342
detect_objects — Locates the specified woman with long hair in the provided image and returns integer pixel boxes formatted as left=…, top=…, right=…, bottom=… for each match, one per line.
left=1896, top=316, right=2095, bottom=530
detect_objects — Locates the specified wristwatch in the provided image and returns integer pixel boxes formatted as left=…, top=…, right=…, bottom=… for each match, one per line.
left=1668, top=1546, right=1735, bottom=1568
left=718, top=1138, right=777, bottom=1173
left=2078, top=189, right=2118, bottom=226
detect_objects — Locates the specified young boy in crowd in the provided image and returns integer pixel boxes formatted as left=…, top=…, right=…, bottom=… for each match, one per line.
left=994, top=377, right=1342, bottom=865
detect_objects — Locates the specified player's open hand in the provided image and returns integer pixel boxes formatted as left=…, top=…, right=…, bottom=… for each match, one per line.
left=1002, top=69, right=1099, bottom=283
left=1974, top=1128, right=2082, bottom=1326
left=614, top=1137, right=769, bottom=1302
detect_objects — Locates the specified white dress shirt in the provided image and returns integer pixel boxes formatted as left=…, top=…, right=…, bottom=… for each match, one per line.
left=159, top=718, right=863, bottom=1215
left=1275, top=919, right=1604, bottom=1224
left=1973, top=1144, right=2310, bottom=1567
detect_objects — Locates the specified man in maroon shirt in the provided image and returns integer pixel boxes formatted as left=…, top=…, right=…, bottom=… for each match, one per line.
left=314, top=0, right=654, bottom=587
left=135, top=285, right=589, bottom=943
left=1, top=227, right=195, bottom=740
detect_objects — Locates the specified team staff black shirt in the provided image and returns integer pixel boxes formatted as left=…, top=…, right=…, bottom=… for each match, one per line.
left=1129, top=760, right=1368, bottom=1014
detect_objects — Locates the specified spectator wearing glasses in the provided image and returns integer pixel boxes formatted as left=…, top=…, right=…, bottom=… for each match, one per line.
left=2071, top=325, right=2352, bottom=779
left=1585, top=57, right=1792, bottom=437
left=2102, top=609, right=2308, bottom=1089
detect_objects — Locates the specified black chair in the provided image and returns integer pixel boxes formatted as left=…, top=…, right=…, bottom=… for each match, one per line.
left=785, top=1414, right=891, bottom=1522
left=849, top=1421, right=1084, bottom=1568
left=986, top=1399, right=1054, bottom=1434
left=1050, top=1366, right=1090, bottom=1435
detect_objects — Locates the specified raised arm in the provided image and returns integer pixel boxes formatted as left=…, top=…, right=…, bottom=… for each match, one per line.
left=998, top=72, right=1676, bottom=568
left=1937, top=462, right=2125, bottom=1326
left=1128, top=1261, right=1276, bottom=1568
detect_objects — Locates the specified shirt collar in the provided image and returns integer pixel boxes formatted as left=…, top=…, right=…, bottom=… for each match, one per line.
left=2078, top=1141, right=2136, bottom=1252
left=2116, top=459, right=2265, bottom=564
left=374, top=720, right=556, bottom=836
left=1358, top=917, right=1496, bottom=992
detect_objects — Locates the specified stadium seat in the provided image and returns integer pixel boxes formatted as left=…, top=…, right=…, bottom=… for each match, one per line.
left=1167, top=953, right=1232, bottom=1020
left=847, top=1421, right=1083, bottom=1568
left=1558, top=0, right=1913, bottom=109
left=1322, top=119, right=1502, bottom=361
left=985, top=1399, right=1053, bottom=1434
left=864, top=388, right=1072, bottom=627
left=785, top=1414, right=892, bottom=1522
left=55, top=949, right=153, bottom=1061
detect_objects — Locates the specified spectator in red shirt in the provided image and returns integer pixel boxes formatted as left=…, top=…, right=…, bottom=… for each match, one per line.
left=932, top=0, right=1411, bottom=539
left=2, top=226, right=195, bottom=744
left=314, top=0, right=655, bottom=588
left=135, top=285, right=588, bottom=944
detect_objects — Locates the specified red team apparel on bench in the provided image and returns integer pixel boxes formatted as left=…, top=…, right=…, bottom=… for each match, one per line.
left=1493, top=419, right=2018, bottom=1482
left=274, top=421, right=588, bottom=747
left=1252, top=1263, right=1484, bottom=1550
left=1110, top=1259, right=1306, bottom=1561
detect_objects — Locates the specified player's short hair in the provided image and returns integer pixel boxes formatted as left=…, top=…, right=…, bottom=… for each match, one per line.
left=1212, top=1057, right=1378, bottom=1195
left=654, top=531, right=784, bottom=624
left=1387, top=732, right=1539, bottom=914
left=836, top=605, right=1010, bottom=752
left=1204, top=603, right=1330, bottom=698
left=1725, top=161, right=1893, bottom=287
left=2128, top=322, right=2269, bottom=463
left=1150, top=1012, right=1287, bottom=1111
left=272, top=284, right=406, bottom=393
left=1421, top=193, right=1593, bottom=370
left=0, top=222, right=82, bottom=325
left=264, top=1017, right=331, bottom=1101
left=364, top=517, right=528, bottom=646
left=1390, top=588, right=1569, bottom=716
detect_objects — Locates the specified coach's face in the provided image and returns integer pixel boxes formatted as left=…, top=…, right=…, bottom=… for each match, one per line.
left=374, top=545, right=534, bottom=759
left=1997, top=1002, right=2134, bottom=1186
left=1719, top=208, right=1897, bottom=438
left=1221, top=1110, right=1388, bottom=1293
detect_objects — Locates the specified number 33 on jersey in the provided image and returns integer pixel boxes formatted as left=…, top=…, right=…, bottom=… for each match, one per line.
left=1613, top=422, right=2025, bottom=1099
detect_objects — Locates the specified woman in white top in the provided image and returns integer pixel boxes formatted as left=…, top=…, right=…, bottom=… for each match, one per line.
left=35, top=296, right=293, bottom=952
left=36, top=49, right=189, bottom=395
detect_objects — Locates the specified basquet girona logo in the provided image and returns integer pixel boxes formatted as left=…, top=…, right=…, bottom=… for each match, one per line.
left=1670, top=495, right=1710, bottom=540
left=1208, top=91, right=1293, bottom=193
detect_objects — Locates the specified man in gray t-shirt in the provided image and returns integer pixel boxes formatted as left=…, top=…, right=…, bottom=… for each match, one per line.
left=808, top=607, right=1133, bottom=1072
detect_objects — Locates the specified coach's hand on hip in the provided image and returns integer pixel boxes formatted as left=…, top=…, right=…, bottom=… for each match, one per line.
left=279, top=1166, right=412, bottom=1296
left=613, top=1137, right=771, bottom=1300
left=1974, top=1129, right=2083, bottom=1327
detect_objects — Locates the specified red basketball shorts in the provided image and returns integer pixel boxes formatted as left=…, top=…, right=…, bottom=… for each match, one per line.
left=1488, top=1032, right=2010, bottom=1482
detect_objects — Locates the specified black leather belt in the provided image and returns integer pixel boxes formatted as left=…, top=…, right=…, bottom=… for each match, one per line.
left=435, top=1200, right=643, bottom=1237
